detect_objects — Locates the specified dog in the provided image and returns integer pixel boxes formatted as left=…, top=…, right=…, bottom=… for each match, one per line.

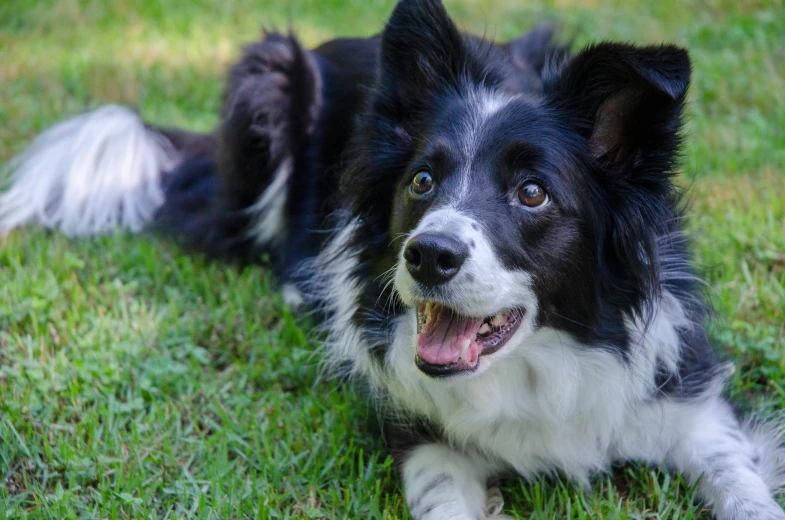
left=2, top=1, right=784, bottom=518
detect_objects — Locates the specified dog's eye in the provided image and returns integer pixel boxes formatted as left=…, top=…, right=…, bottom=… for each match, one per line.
left=517, top=182, right=548, bottom=208
left=410, top=170, right=434, bottom=196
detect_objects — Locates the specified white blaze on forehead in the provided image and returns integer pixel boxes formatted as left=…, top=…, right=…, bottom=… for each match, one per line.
left=477, top=91, right=510, bottom=118
left=455, top=89, right=513, bottom=202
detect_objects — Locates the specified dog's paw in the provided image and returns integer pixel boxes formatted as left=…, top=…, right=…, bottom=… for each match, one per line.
left=484, top=487, right=513, bottom=519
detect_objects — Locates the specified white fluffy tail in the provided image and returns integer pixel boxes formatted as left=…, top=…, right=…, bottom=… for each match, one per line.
left=0, top=105, right=179, bottom=236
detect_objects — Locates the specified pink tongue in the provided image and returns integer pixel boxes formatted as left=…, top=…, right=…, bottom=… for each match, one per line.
left=416, top=305, right=483, bottom=366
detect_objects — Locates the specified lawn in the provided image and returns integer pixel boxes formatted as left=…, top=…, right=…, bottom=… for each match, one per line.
left=0, top=0, right=783, bottom=518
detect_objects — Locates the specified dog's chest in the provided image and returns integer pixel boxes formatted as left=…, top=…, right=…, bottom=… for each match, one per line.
left=386, top=329, right=637, bottom=481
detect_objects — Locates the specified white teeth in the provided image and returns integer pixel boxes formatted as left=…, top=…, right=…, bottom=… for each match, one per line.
left=460, top=338, right=471, bottom=360
left=478, top=323, right=491, bottom=335
left=490, top=313, right=506, bottom=327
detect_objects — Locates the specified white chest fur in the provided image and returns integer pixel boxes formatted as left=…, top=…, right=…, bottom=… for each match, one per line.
left=379, top=293, right=689, bottom=484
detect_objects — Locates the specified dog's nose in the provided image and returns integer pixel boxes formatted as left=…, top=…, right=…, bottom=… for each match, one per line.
left=404, top=233, right=468, bottom=286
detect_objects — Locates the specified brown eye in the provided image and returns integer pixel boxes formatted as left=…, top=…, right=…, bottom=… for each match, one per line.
left=517, top=182, right=548, bottom=207
left=411, top=170, right=434, bottom=195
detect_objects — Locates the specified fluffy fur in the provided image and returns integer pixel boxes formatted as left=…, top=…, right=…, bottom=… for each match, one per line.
left=0, top=105, right=178, bottom=235
left=1, top=1, right=783, bottom=518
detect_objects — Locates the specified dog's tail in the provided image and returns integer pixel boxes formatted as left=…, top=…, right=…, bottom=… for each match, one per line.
left=0, top=105, right=215, bottom=237
left=1, top=31, right=320, bottom=265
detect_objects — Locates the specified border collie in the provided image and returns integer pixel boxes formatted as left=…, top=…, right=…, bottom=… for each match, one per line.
left=2, top=1, right=784, bottom=518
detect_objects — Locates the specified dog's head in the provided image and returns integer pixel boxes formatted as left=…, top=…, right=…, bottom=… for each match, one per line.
left=342, top=0, right=690, bottom=378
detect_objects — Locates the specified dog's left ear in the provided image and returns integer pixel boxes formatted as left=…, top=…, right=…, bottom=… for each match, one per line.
left=545, top=43, right=690, bottom=175
left=377, top=0, right=496, bottom=111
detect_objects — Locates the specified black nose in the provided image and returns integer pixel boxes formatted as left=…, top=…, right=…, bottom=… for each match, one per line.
left=404, top=233, right=469, bottom=286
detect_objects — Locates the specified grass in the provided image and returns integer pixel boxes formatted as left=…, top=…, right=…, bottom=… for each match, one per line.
left=0, top=0, right=783, bottom=518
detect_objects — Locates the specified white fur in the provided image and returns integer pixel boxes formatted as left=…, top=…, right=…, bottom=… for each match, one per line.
left=660, top=399, right=785, bottom=520
left=248, top=158, right=292, bottom=246
left=455, top=90, right=511, bottom=202
left=747, top=414, right=785, bottom=496
left=282, top=282, right=305, bottom=309
left=316, top=211, right=785, bottom=519
left=402, top=443, right=502, bottom=520
left=302, top=218, right=382, bottom=382
left=384, top=301, right=684, bottom=486
left=0, top=105, right=178, bottom=236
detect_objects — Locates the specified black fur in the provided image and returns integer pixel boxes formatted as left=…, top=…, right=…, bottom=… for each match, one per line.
left=158, top=32, right=324, bottom=266
left=153, top=0, right=715, bottom=395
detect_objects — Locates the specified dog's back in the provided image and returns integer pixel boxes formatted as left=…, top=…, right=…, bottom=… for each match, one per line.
left=0, top=26, right=561, bottom=283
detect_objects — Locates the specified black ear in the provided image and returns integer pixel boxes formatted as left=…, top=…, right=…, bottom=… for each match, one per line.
left=545, top=43, right=691, bottom=175
left=545, top=44, right=691, bottom=313
left=378, top=0, right=496, bottom=105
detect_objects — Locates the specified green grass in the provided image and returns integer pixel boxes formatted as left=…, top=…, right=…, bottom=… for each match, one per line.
left=1, top=0, right=783, bottom=518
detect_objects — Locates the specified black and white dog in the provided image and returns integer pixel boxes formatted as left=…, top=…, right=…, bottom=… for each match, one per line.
left=2, top=1, right=784, bottom=518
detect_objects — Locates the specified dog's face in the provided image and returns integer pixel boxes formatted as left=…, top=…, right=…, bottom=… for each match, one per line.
left=389, top=93, right=590, bottom=376
left=345, top=0, right=690, bottom=379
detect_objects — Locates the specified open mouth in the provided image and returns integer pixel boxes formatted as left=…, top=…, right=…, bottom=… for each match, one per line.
left=415, top=302, right=524, bottom=377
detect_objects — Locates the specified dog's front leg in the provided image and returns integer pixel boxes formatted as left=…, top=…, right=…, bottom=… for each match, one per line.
left=664, top=397, right=785, bottom=520
left=399, top=443, right=507, bottom=520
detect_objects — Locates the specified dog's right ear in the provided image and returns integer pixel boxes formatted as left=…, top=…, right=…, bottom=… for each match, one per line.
left=376, top=0, right=492, bottom=113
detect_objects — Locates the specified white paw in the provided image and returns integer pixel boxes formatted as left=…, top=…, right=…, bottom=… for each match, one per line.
left=485, top=487, right=513, bottom=519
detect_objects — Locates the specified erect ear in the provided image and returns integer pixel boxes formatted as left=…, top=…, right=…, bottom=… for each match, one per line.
left=378, top=0, right=494, bottom=106
left=545, top=43, right=691, bottom=174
